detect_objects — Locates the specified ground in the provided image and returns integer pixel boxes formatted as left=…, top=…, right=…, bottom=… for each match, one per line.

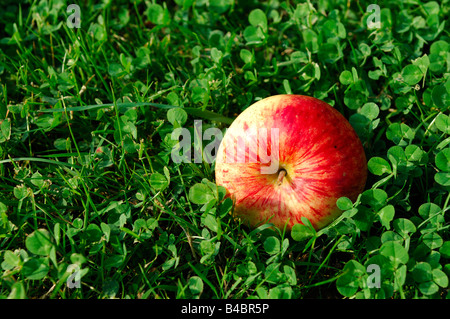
left=0, top=0, right=449, bottom=299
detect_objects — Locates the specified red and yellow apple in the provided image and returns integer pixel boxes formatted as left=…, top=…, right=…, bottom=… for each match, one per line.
left=215, top=94, right=367, bottom=231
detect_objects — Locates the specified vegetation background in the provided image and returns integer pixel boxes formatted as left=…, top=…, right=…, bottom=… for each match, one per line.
left=0, top=0, right=449, bottom=299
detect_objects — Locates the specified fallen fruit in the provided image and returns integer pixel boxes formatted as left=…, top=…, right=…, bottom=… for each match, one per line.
left=215, top=94, right=367, bottom=231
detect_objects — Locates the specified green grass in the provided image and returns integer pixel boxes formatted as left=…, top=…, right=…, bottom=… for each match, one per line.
left=0, top=0, right=449, bottom=299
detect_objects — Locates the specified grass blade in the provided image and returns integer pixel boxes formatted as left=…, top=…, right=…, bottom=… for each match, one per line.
left=35, top=102, right=235, bottom=124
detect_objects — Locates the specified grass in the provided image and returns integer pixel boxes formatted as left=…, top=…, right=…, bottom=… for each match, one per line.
left=0, top=0, right=449, bottom=299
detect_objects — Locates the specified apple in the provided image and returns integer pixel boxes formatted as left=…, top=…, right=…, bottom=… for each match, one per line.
left=215, top=94, right=367, bottom=231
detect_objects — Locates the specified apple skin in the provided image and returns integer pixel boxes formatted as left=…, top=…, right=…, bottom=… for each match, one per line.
left=215, top=94, right=367, bottom=231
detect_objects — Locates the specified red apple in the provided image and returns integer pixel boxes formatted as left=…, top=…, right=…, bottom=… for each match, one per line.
left=215, top=94, right=367, bottom=231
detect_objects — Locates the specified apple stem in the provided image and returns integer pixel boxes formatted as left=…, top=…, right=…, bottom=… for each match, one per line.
left=277, top=169, right=287, bottom=185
